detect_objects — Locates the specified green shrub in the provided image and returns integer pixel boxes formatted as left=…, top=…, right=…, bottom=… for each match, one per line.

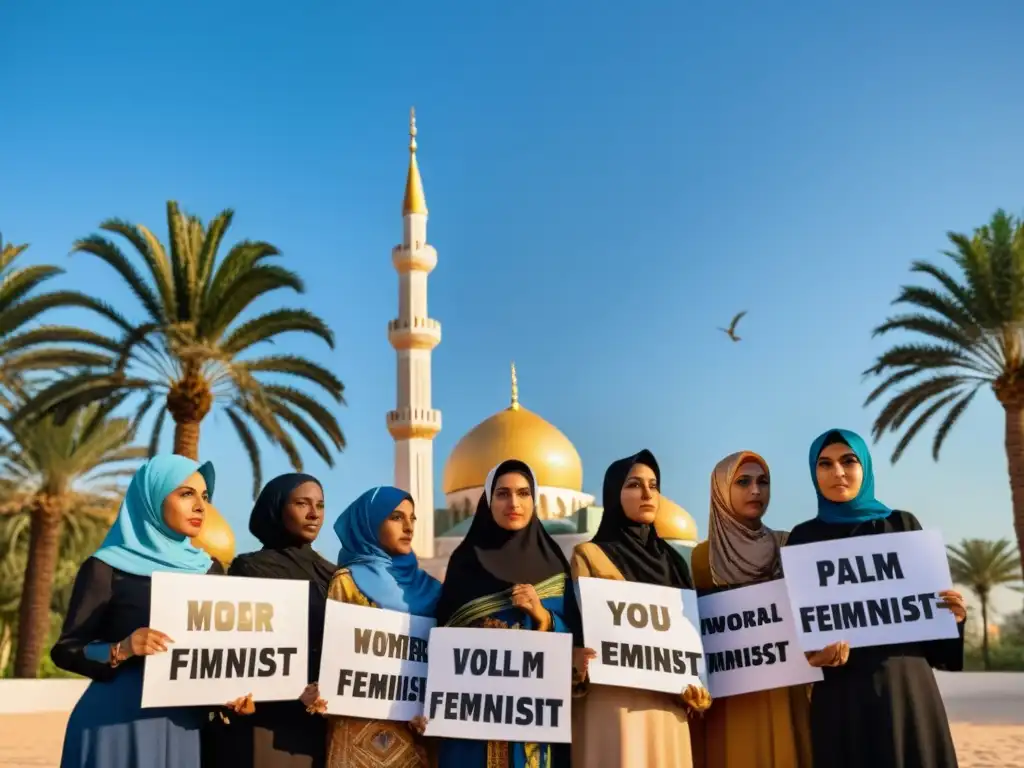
left=963, top=642, right=1024, bottom=671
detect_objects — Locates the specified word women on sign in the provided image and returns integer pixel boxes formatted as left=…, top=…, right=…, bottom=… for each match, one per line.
left=142, top=573, right=309, bottom=708
left=779, top=529, right=959, bottom=651
left=697, top=579, right=822, bottom=698
left=576, top=576, right=704, bottom=694
left=317, top=601, right=435, bottom=721
left=423, top=627, right=572, bottom=744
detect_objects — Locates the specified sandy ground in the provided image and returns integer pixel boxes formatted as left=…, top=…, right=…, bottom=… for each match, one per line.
left=0, top=713, right=1021, bottom=767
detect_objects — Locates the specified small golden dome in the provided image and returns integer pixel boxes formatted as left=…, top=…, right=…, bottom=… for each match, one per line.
left=193, top=504, right=236, bottom=566
left=443, top=363, right=583, bottom=494
left=655, top=497, right=699, bottom=542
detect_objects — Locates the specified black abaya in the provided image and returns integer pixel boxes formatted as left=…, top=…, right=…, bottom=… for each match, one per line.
left=785, top=510, right=964, bottom=768
left=203, top=474, right=335, bottom=768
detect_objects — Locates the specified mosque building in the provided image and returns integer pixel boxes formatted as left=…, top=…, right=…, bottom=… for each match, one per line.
left=189, top=110, right=701, bottom=571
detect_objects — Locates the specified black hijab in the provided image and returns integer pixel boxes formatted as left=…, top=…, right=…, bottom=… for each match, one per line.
left=591, top=450, right=693, bottom=588
left=435, top=460, right=574, bottom=627
left=231, top=473, right=336, bottom=589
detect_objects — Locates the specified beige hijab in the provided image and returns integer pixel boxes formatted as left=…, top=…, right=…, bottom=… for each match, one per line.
left=707, top=450, right=787, bottom=587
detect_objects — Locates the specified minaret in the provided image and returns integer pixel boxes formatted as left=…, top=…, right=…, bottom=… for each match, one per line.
left=387, top=107, right=441, bottom=558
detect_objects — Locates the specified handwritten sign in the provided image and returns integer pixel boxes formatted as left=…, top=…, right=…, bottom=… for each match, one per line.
left=576, top=577, right=704, bottom=694
left=317, top=601, right=435, bottom=721
left=423, top=627, right=572, bottom=743
left=697, top=580, right=822, bottom=698
left=141, top=573, right=308, bottom=708
left=780, top=529, right=959, bottom=651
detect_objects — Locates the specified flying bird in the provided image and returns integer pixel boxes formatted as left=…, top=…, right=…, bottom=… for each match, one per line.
left=718, top=310, right=747, bottom=342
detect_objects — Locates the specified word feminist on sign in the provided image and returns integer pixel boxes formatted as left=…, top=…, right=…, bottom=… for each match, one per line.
left=317, top=601, right=435, bottom=721
left=780, top=529, right=959, bottom=651
left=576, top=577, right=704, bottom=694
left=697, top=579, right=822, bottom=698
left=423, top=627, right=572, bottom=744
left=141, top=573, right=308, bottom=708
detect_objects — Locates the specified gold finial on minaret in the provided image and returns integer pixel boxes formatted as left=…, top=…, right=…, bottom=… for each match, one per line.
left=402, top=107, right=428, bottom=216
left=510, top=361, right=520, bottom=411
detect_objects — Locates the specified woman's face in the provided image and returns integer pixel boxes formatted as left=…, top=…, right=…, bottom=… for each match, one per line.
left=728, top=461, right=770, bottom=523
left=620, top=462, right=659, bottom=524
left=815, top=442, right=864, bottom=503
left=281, top=481, right=326, bottom=543
left=490, top=472, right=534, bottom=531
left=163, top=471, right=209, bottom=537
left=378, top=498, right=416, bottom=556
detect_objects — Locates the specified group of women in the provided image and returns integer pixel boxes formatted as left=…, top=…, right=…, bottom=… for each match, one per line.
left=53, top=427, right=968, bottom=768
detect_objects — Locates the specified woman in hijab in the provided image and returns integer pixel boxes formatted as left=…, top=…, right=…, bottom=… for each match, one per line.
left=688, top=451, right=811, bottom=768
left=786, top=428, right=967, bottom=768
left=53, top=455, right=251, bottom=768
left=569, top=449, right=711, bottom=768
left=299, top=485, right=442, bottom=767
left=216, top=473, right=336, bottom=768
left=433, top=459, right=576, bottom=768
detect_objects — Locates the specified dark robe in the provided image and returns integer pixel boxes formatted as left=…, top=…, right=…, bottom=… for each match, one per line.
left=203, top=473, right=335, bottom=768
left=785, top=510, right=964, bottom=768
left=53, top=556, right=225, bottom=678
left=52, top=557, right=224, bottom=768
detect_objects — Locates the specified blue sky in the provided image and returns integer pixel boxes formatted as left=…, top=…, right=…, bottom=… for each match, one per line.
left=2, top=1, right=1023, bottom=612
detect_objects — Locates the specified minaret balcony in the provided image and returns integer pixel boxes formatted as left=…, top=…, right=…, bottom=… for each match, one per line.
left=388, top=317, right=442, bottom=351
left=392, top=243, right=437, bottom=273
left=387, top=407, right=442, bottom=440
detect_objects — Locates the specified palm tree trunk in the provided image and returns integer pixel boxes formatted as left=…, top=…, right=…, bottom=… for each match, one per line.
left=1003, top=402, right=1024, bottom=571
left=13, top=501, right=63, bottom=677
left=173, top=420, right=201, bottom=459
left=981, top=595, right=991, bottom=670
left=0, top=620, right=12, bottom=674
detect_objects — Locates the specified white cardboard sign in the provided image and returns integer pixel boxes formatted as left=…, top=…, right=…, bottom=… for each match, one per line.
left=780, top=529, right=959, bottom=651
left=576, top=577, right=704, bottom=694
left=142, top=573, right=309, bottom=708
left=317, top=601, right=435, bottom=721
left=697, top=579, right=822, bottom=698
left=422, top=627, right=572, bottom=744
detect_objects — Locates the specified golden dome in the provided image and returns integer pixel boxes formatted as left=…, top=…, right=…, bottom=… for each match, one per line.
left=655, top=497, right=699, bottom=542
left=192, top=504, right=236, bottom=566
left=442, top=363, right=583, bottom=494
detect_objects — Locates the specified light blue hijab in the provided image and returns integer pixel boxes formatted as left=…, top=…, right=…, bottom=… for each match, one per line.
left=93, top=455, right=215, bottom=576
left=809, top=428, right=892, bottom=524
left=335, top=486, right=441, bottom=616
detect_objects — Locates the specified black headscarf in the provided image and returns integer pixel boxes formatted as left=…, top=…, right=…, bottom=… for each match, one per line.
left=435, top=460, right=574, bottom=628
left=231, top=473, right=336, bottom=588
left=591, top=450, right=693, bottom=588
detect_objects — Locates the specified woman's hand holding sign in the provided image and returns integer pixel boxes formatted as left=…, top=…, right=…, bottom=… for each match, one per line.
left=805, top=640, right=850, bottom=668
left=937, top=590, right=967, bottom=623
left=511, top=584, right=552, bottom=630
left=226, top=693, right=255, bottom=715
left=300, top=682, right=328, bottom=715
left=122, top=627, right=173, bottom=658
left=572, top=647, right=597, bottom=683
left=681, top=684, right=712, bottom=715
left=408, top=715, right=428, bottom=735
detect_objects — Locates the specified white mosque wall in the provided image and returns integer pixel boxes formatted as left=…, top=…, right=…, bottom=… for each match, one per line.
left=444, top=486, right=595, bottom=524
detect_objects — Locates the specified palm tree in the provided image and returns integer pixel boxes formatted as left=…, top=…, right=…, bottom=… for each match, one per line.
left=0, top=403, right=144, bottom=677
left=14, top=202, right=346, bottom=496
left=0, top=511, right=111, bottom=676
left=947, top=538, right=1023, bottom=670
left=863, top=210, right=1024, bottom=567
left=0, top=234, right=127, bottom=407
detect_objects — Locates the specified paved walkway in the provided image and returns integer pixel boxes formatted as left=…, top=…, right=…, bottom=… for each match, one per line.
left=0, top=713, right=1022, bottom=767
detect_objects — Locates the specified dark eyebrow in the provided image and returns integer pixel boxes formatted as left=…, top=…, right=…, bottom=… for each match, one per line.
left=626, top=474, right=655, bottom=482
